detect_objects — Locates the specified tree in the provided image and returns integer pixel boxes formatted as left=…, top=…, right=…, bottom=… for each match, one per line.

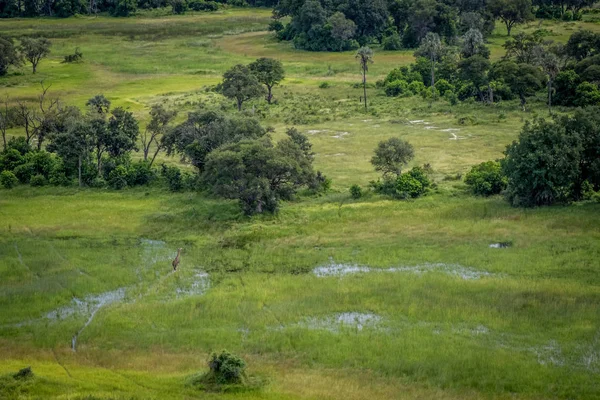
left=502, top=31, right=544, bottom=63
left=19, top=37, right=51, bottom=74
left=461, top=28, right=489, bottom=58
left=0, top=36, right=22, bottom=76
left=371, top=137, right=414, bottom=177
left=533, top=45, right=560, bottom=110
left=106, top=107, right=139, bottom=158
left=458, top=54, right=491, bottom=101
left=503, top=116, right=582, bottom=206
left=488, top=0, right=532, bottom=36
left=248, top=58, right=285, bottom=104
left=222, top=64, right=264, bottom=111
left=465, top=161, right=507, bottom=195
left=141, top=104, right=177, bottom=167
left=415, top=32, right=443, bottom=87
left=564, top=30, right=600, bottom=61
left=489, top=60, right=545, bottom=110
left=203, top=136, right=319, bottom=215
left=0, top=97, right=12, bottom=151
left=164, top=110, right=267, bottom=171
left=355, top=47, right=374, bottom=110
left=86, top=94, right=111, bottom=116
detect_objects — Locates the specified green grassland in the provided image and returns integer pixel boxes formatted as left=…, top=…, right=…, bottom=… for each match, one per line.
left=1, top=9, right=600, bottom=400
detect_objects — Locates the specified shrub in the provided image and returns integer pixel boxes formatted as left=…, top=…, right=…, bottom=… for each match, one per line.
left=408, top=81, right=426, bottom=95
left=171, top=0, right=187, bottom=14
left=161, top=164, right=183, bottom=192
left=371, top=166, right=431, bottom=199
left=268, top=20, right=284, bottom=32
left=62, top=48, right=83, bottom=63
left=206, top=351, right=247, bottom=385
left=0, top=149, right=25, bottom=172
left=90, top=177, right=106, bottom=188
left=382, top=33, right=402, bottom=50
left=0, top=171, right=18, bottom=189
left=319, top=82, right=330, bottom=89
left=13, top=163, right=35, bottom=183
left=108, top=165, right=128, bottom=190
left=127, top=161, right=155, bottom=186
left=111, top=0, right=137, bottom=16
left=444, top=90, right=458, bottom=105
left=574, top=82, right=600, bottom=107
left=29, top=174, right=47, bottom=187
left=395, top=174, right=424, bottom=198
left=349, top=184, right=362, bottom=199
left=188, top=0, right=218, bottom=10
left=385, top=80, right=409, bottom=97
left=434, top=79, right=454, bottom=96
left=464, top=161, right=507, bottom=196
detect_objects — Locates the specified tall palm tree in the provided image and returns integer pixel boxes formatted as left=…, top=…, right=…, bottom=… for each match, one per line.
left=355, top=47, right=374, bottom=111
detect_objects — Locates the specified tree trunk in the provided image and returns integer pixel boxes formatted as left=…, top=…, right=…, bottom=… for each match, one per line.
left=78, top=155, right=82, bottom=187
left=149, top=146, right=161, bottom=168
left=32, top=63, right=37, bottom=74
left=506, top=21, right=512, bottom=36
left=267, top=85, right=273, bottom=104
left=520, top=94, right=526, bottom=112
left=431, top=59, right=435, bottom=88
left=488, top=84, right=494, bottom=104
left=363, top=68, right=367, bottom=111
left=237, top=98, right=242, bottom=111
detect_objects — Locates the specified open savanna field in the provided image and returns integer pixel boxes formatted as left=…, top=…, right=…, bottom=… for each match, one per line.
left=1, top=9, right=600, bottom=400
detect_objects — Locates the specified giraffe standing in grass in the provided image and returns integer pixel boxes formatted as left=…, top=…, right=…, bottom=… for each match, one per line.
left=172, top=248, right=182, bottom=271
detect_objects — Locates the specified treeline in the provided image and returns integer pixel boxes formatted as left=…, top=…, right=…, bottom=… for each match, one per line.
left=379, top=29, right=600, bottom=109
left=0, top=0, right=276, bottom=18
left=0, top=92, right=328, bottom=215
left=270, top=0, right=599, bottom=52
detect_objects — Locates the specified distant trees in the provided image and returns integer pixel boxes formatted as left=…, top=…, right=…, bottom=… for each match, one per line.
left=0, top=36, right=22, bottom=76
left=355, top=47, right=373, bottom=110
left=488, top=0, right=532, bottom=36
left=19, top=37, right=51, bottom=74
left=248, top=58, right=285, bottom=104
left=415, top=33, right=443, bottom=87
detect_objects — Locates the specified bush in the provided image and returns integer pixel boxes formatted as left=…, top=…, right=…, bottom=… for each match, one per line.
left=319, top=82, right=330, bottom=89
left=188, top=0, right=218, bottom=10
left=29, top=174, right=47, bottom=187
left=349, top=184, right=362, bottom=199
left=408, top=81, right=426, bottom=95
left=465, top=161, right=507, bottom=196
left=0, top=171, right=18, bottom=189
left=434, top=79, right=454, bottom=96
left=62, top=48, right=83, bottom=63
left=171, top=0, right=187, bottom=14
left=371, top=166, right=431, bottom=199
left=108, top=165, right=128, bottom=190
left=385, top=80, right=410, bottom=97
left=0, top=149, right=25, bottom=172
left=90, top=177, right=106, bottom=188
left=161, top=164, right=183, bottom=192
left=574, top=82, right=600, bottom=107
left=444, top=90, right=458, bottom=105
left=127, top=161, right=155, bottom=186
left=111, top=0, right=137, bottom=16
left=268, top=20, right=284, bottom=32
left=206, top=351, right=247, bottom=385
left=382, top=33, right=402, bottom=50
left=13, top=163, right=35, bottom=184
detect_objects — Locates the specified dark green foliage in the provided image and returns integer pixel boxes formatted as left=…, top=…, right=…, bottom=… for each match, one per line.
left=434, top=79, right=454, bottom=95
left=188, top=0, right=219, bottom=10
left=6, top=137, right=31, bottom=156
left=107, top=107, right=139, bottom=157
left=112, top=0, right=137, bottom=16
left=13, top=367, right=33, bottom=380
left=487, top=0, right=532, bottom=36
left=0, top=36, right=22, bottom=76
left=108, top=165, right=128, bottom=189
left=489, top=60, right=545, bottom=109
left=383, top=33, right=402, bottom=50
left=350, top=184, right=362, bottom=199
left=165, top=110, right=266, bottom=171
left=371, top=137, right=414, bottom=177
left=171, top=0, right=188, bottom=14
left=574, top=82, right=600, bottom=106
left=207, top=351, right=246, bottom=384
left=62, top=48, right=83, bottom=63
left=465, top=161, right=507, bottom=196
left=203, top=133, right=320, bottom=215
left=371, top=166, right=431, bottom=199
left=0, top=170, right=18, bottom=188
left=54, top=0, right=85, bottom=17
left=565, top=30, right=600, bottom=61
left=553, top=70, right=580, bottom=106
left=503, top=108, right=600, bottom=206
left=161, top=164, right=184, bottom=192
left=0, top=149, right=25, bottom=172
left=385, top=80, right=410, bottom=96
left=29, top=174, right=47, bottom=187
left=268, top=19, right=284, bottom=32
left=127, top=161, right=155, bottom=186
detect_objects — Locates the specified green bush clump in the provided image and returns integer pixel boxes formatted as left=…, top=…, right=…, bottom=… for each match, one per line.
left=385, top=80, right=409, bottom=97
left=0, top=171, right=18, bottom=189
left=408, top=81, right=426, bottom=95
left=29, top=174, right=47, bottom=187
left=349, top=184, right=362, bottom=199
left=372, top=166, right=431, bottom=199
left=464, top=161, right=507, bottom=196
left=382, top=33, right=402, bottom=50
left=319, top=82, right=330, bottom=89
left=108, top=165, right=128, bottom=190
left=434, top=79, right=454, bottom=96
left=161, top=164, right=184, bottom=192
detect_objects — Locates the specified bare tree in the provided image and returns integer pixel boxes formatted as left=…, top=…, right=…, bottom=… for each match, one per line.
left=355, top=47, right=374, bottom=111
left=141, top=104, right=177, bottom=167
left=13, top=82, right=62, bottom=149
left=0, top=96, right=10, bottom=151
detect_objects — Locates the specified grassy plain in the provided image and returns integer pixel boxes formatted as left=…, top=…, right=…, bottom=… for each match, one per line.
left=1, top=9, right=600, bottom=400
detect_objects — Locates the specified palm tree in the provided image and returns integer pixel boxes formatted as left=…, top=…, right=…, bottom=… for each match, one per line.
left=355, top=47, right=374, bottom=111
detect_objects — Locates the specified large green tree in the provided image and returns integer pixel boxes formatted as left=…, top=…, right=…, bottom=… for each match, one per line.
left=141, top=104, right=177, bottom=167
left=371, top=137, right=414, bottom=177
left=222, top=64, right=264, bottom=111
left=355, top=47, right=374, bottom=110
left=248, top=58, right=285, bottom=104
left=489, top=60, right=545, bottom=110
left=0, top=36, right=22, bottom=76
left=415, top=32, right=444, bottom=87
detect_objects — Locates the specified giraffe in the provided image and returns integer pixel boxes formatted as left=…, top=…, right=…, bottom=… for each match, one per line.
left=172, top=248, right=182, bottom=271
